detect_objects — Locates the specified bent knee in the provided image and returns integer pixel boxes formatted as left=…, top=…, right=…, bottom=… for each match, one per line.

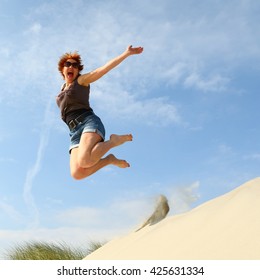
left=70, top=166, right=90, bottom=180
left=71, top=169, right=83, bottom=180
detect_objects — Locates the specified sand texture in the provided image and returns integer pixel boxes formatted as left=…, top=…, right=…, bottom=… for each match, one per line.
left=84, top=178, right=260, bottom=260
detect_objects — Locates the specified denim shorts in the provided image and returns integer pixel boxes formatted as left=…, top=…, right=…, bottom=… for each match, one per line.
left=69, top=113, right=105, bottom=153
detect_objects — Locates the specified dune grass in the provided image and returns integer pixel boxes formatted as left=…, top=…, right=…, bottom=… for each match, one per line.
left=86, top=240, right=104, bottom=256
left=5, top=240, right=104, bottom=260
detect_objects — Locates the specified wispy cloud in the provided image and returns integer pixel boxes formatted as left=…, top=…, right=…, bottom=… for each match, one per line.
left=184, top=73, right=230, bottom=92
left=206, top=143, right=237, bottom=166
left=55, top=183, right=201, bottom=232
left=54, top=198, right=151, bottom=231
left=56, top=207, right=103, bottom=227
left=23, top=99, right=53, bottom=228
left=3, top=0, right=259, bottom=120
left=0, top=200, right=24, bottom=224
left=168, top=181, right=201, bottom=214
left=93, top=82, right=181, bottom=126
left=243, top=153, right=260, bottom=161
left=0, top=157, right=16, bottom=163
left=28, top=22, right=42, bottom=34
left=1, top=0, right=259, bottom=259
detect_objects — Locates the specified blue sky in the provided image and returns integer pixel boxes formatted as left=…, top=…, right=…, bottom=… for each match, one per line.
left=0, top=0, right=259, bottom=258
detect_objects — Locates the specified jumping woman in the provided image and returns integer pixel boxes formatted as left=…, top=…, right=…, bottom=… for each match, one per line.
left=56, top=45, right=143, bottom=180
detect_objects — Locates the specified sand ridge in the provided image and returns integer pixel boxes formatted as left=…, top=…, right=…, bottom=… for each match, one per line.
left=84, top=178, right=260, bottom=260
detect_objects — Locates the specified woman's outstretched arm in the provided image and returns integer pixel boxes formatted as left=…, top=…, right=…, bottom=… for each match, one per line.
left=78, top=45, right=143, bottom=86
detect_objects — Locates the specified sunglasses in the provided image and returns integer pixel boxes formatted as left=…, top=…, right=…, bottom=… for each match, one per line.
left=64, top=61, right=79, bottom=68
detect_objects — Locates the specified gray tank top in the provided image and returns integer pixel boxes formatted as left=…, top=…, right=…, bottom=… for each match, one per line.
left=56, top=78, right=92, bottom=121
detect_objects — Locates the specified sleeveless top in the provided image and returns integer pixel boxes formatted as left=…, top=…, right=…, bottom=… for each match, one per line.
left=56, top=78, right=93, bottom=123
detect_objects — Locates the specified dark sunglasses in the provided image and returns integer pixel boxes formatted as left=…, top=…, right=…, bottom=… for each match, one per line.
left=64, top=61, right=79, bottom=68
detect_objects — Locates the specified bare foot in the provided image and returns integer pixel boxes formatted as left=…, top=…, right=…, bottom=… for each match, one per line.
left=108, top=154, right=130, bottom=168
left=110, top=134, right=133, bottom=148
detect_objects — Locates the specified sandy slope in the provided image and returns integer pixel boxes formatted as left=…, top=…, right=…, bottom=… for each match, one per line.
left=84, top=178, right=260, bottom=260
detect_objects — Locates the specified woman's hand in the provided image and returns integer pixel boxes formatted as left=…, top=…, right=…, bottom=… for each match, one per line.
left=125, top=45, right=144, bottom=56
left=78, top=45, right=143, bottom=86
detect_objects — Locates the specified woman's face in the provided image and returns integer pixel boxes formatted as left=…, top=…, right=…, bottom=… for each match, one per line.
left=62, top=59, right=79, bottom=83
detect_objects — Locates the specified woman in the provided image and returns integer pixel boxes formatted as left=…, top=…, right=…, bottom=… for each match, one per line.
left=56, top=45, right=143, bottom=180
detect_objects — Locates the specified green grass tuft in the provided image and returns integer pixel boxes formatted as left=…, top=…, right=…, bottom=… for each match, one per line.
left=5, top=241, right=104, bottom=260
left=86, top=240, right=104, bottom=255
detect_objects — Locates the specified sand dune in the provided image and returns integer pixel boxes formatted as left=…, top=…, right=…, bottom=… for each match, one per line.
left=84, top=178, right=260, bottom=260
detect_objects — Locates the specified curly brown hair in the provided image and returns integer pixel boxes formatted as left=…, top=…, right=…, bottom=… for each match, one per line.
left=58, top=51, right=84, bottom=78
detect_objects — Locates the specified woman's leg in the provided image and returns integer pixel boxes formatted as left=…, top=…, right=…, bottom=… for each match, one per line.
left=70, top=152, right=129, bottom=180
left=77, top=132, right=132, bottom=168
left=70, top=132, right=132, bottom=180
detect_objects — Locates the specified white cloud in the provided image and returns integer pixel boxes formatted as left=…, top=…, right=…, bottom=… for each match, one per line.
left=0, top=201, right=24, bottom=224
left=2, top=0, right=259, bottom=116
left=54, top=196, right=152, bottom=231
left=184, top=73, right=230, bottom=92
left=53, top=184, right=201, bottom=234
left=28, top=22, right=42, bottom=34
left=23, top=99, right=53, bottom=228
left=207, top=143, right=237, bottom=166
left=56, top=207, right=103, bottom=227
left=0, top=157, right=16, bottom=163
left=162, top=63, right=188, bottom=86
left=168, top=181, right=201, bottom=214
left=93, top=82, right=181, bottom=126
left=218, top=144, right=234, bottom=155
left=0, top=47, right=10, bottom=58
left=1, top=0, right=259, bottom=260
left=243, top=153, right=260, bottom=161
